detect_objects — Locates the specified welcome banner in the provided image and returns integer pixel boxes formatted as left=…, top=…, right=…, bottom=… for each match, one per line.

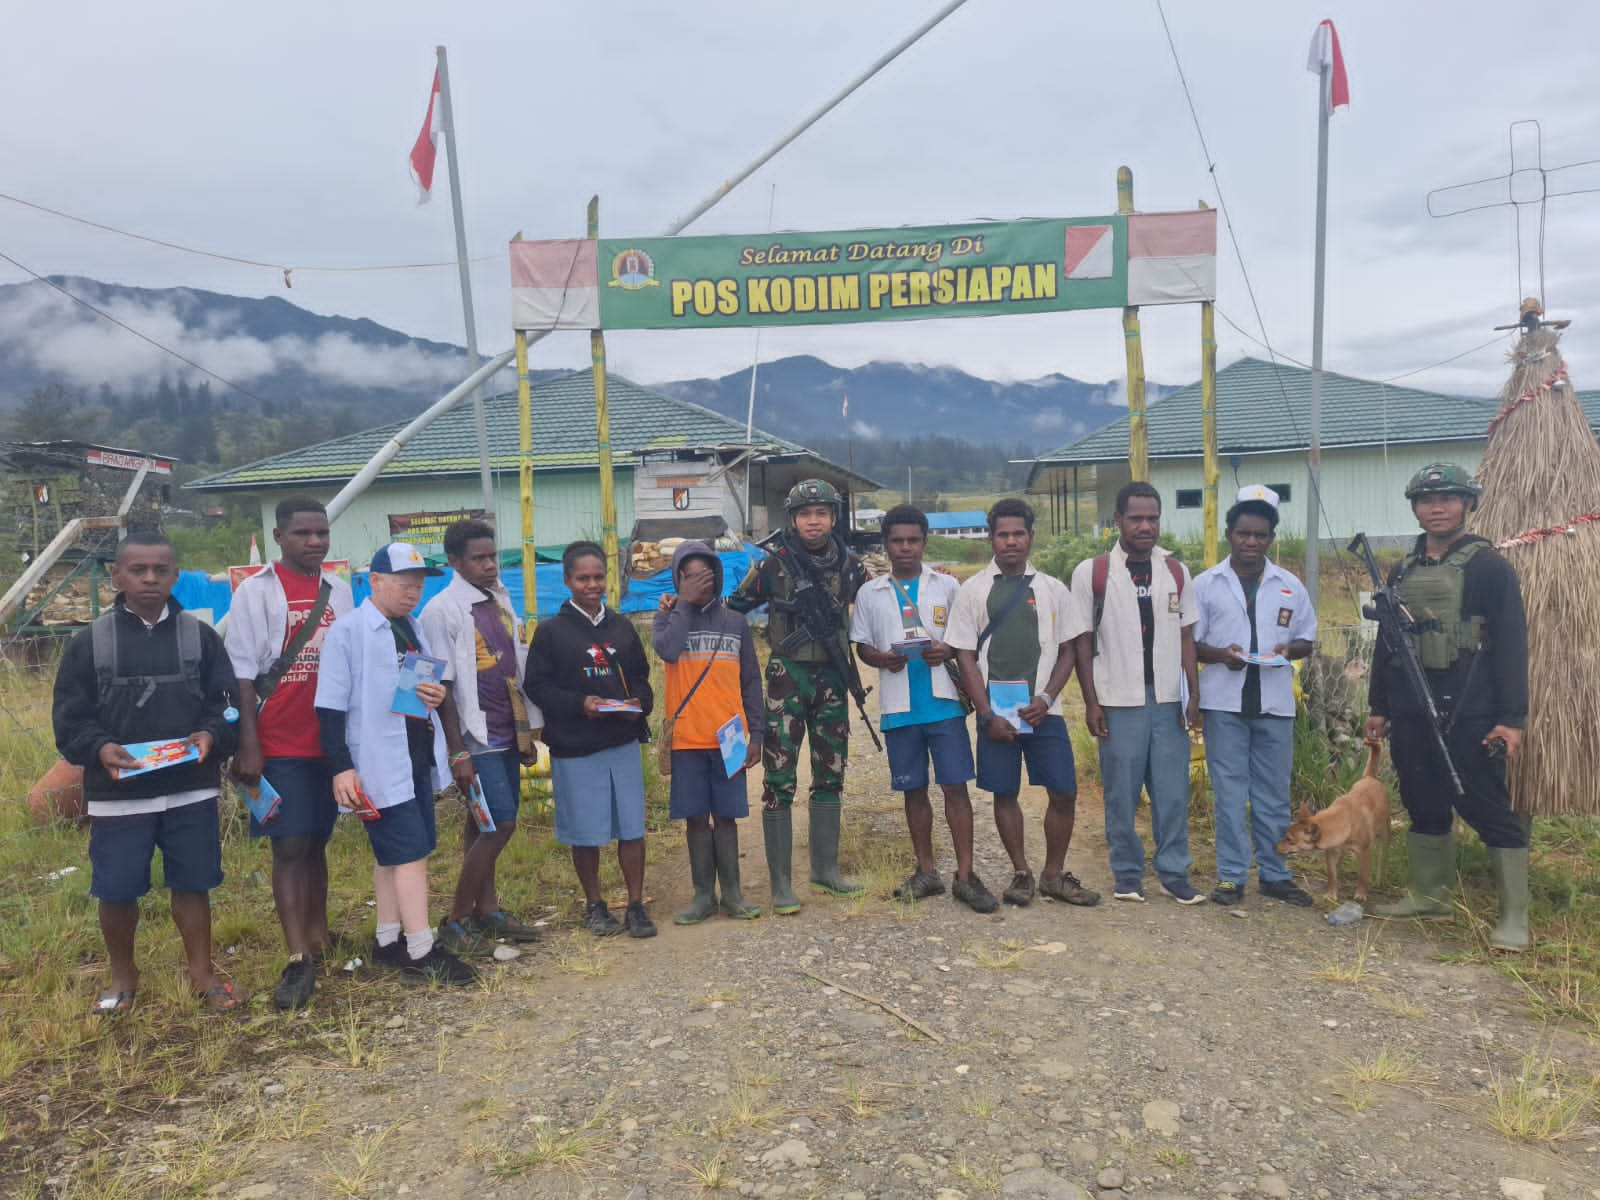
left=509, top=211, right=1215, bottom=332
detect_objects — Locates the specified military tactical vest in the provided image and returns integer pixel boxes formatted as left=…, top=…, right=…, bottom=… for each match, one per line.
left=766, top=540, right=848, bottom=665
left=1395, top=539, right=1487, bottom=670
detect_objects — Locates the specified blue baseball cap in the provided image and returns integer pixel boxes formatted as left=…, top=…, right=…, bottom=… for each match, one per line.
left=369, top=542, right=443, bottom=576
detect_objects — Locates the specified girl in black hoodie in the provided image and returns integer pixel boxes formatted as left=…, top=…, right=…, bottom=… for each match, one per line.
left=524, top=542, right=656, bottom=937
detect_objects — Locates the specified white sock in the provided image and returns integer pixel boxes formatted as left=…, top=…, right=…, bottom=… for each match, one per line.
left=405, top=928, right=435, bottom=961
left=375, top=922, right=401, bottom=947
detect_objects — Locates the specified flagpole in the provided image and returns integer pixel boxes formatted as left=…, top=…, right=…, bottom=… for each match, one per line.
left=1306, top=55, right=1331, bottom=606
left=434, top=45, right=496, bottom=525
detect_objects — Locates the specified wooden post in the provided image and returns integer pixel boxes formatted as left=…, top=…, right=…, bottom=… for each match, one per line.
left=588, top=196, right=622, bottom=609
left=1201, top=295, right=1219, bottom=566
left=515, top=325, right=537, bottom=629
left=1117, top=166, right=1149, bottom=483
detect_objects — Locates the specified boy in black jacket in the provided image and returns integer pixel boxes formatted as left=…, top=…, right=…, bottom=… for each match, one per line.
left=524, top=542, right=656, bottom=937
left=52, top=532, right=244, bottom=1014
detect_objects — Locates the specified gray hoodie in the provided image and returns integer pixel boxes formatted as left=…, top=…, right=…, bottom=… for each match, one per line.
left=651, top=540, right=764, bottom=743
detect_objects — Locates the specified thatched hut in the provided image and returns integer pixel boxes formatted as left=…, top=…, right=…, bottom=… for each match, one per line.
left=1469, top=327, right=1600, bottom=815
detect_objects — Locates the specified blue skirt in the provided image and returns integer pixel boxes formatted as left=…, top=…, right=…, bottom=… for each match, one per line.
left=550, top=741, right=647, bottom=846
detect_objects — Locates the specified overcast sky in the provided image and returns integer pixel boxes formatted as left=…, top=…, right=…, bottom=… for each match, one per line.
left=5, top=1, right=1598, bottom=401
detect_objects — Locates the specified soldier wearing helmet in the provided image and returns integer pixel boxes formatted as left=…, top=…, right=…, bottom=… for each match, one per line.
left=1364, top=461, right=1531, bottom=950
left=728, top=479, right=868, bottom=913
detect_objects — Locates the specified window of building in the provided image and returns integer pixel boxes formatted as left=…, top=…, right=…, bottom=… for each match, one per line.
left=1175, top=489, right=1202, bottom=509
left=1269, top=483, right=1292, bottom=502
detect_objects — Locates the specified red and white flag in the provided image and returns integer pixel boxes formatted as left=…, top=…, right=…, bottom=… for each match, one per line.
left=1306, top=19, right=1350, bottom=114
left=409, top=68, right=442, bottom=202
left=842, top=393, right=850, bottom=422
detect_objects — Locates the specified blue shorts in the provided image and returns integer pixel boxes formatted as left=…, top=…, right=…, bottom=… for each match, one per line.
left=976, top=714, right=1078, bottom=796
left=254, top=757, right=338, bottom=841
left=884, top=715, right=976, bottom=792
left=551, top=741, right=646, bottom=846
left=89, top=796, right=224, bottom=902
left=669, top=748, right=749, bottom=820
left=471, top=748, right=522, bottom=826
left=363, top=764, right=438, bottom=867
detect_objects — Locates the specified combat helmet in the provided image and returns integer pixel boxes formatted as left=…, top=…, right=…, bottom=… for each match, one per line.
left=1404, top=462, right=1482, bottom=504
left=785, top=478, right=843, bottom=515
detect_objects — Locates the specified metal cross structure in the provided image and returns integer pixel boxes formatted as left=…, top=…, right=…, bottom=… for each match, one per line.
left=1426, top=120, right=1600, bottom=308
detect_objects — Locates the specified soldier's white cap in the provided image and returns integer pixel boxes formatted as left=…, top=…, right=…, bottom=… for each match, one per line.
left=1234, top=484, right=1279, bottom=509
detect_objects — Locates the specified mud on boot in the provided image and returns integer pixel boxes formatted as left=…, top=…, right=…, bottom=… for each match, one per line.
left=808, top=801, right=863, bottom=896
left=1373, top=832, right=1455, bottom=920
left=713, top=821, right=762, bottom=919
left=674, top=826, right=718, bottom=926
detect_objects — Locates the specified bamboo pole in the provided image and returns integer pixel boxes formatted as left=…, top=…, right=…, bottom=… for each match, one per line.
left=1200, top=297, right=1219, bottom=566
left=1117, top=166, right=1148, bottom=482
left=515, top=327, right=536, bottom=628
left=588, top=196, right=622, bottom=609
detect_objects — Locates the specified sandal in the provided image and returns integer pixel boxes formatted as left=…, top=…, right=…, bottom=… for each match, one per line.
left=93, top=989, right=136, bottom=1016
left=195, top=982, right=248, bottom=1013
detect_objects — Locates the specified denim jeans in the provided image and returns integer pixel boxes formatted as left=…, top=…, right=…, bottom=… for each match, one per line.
left=1202, top=710, right=1294, bottom=885
left=1100, top=685, right=1192, bottom=889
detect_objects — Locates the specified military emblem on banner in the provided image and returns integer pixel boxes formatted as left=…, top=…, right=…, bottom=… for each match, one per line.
left=672, top=487, right=691, bottom=511
left=608, top=248, right=659, bottom=290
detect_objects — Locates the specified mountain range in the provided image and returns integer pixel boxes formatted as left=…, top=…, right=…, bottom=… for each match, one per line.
left=0, top=276, right=1154, bottom=450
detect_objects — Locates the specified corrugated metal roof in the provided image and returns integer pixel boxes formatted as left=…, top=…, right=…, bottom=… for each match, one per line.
left=188, top=370, right=879, bottom=490
left=1027, top=357, right=1576, bottom=469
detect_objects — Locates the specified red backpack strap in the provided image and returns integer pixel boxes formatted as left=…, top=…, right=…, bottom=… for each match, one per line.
left=1165, top=555, right=1185, bottom=597
left=1090, top=554, right=1109, bottom=653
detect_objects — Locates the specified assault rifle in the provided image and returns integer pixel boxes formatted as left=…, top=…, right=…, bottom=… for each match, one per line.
left=769, top=532, right=883, bottom=752
left=1348, top=532, right=1465, bottom=797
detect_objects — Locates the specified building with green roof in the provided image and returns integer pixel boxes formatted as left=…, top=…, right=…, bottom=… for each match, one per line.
left=1026, top=356, right=1600, bottom=542
left=188, top=371, right=878, bottom=564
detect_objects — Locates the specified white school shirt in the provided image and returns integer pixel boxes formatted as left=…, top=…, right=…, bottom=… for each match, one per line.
left=314, top=598, right=448, bottom=809
left=419, top=572, right=541, bottom=749
left=1192, top=558, right=1317, bottom=718
left=944, top=560, right=1085, bottom=717
left=1069, top=543, right=1197, bottom=707
left=848, top=566, right=963, bottom=716
left=224, top=562, right=354, bottom=681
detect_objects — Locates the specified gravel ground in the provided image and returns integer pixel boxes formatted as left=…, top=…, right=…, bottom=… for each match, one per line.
left=71, top=715, right=1600, bottom=1199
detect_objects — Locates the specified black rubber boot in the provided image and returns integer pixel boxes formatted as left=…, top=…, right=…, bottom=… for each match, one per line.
left=763, top=808, right=801, bottom=915
left=714, top=822, right=762, bottom=919
left=674, top=827, right=717, bottom=926
left=808, top=802, right=863, bottom=896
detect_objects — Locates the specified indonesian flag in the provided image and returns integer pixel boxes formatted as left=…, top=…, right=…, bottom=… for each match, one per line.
left=409, top=68, right=442, bottom=202
left=1307, top=19, right=1350, bottom=114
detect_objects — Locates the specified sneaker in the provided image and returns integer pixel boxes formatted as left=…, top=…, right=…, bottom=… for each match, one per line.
left=1039, top=871, right=1101, bottom=907
left=398, top=945, right=479, bottom=987
left=951, top=872, right=999, bottom=914
left=1209, top=881, right=1245, bottom=907
left=1002, top=872, right=1037, bottom=907
left=1159, top=877, right=1206, bottom=905
left=438, top=918, right=497, bottom=959
left=624, top=901, right=657, bottom=939
left=271, top=955, right=316, bottom=1011
left=584, top=901, right=624, bottom=937
left=894, top=870, right=947, bottom=901
left=1259, top=878, right=1315, bottom=908
left=369, top=937, right=409, bottom=970
left=1113, top=883, right=1146, bottom=903
left=471, top=909, right=542, bottom=944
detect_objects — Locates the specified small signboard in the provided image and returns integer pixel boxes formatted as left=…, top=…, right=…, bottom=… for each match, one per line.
left=387, top=508, right=487, bottom=550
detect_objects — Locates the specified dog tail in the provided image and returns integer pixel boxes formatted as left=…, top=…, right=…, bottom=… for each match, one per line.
left=1362, top=737, right=1382, bottom=779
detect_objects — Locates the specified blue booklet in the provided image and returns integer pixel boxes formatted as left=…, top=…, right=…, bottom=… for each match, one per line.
left=241, top=775, right=282, bottom=824
left=466, top=778, right=497, bottom=833
left=391, top=652, right=447, bottom=719
left=716, top=713, right=749, bottom=778
left=110, top=738, right=203, bottom=780
left=986, top=679, right=1034, bottom=734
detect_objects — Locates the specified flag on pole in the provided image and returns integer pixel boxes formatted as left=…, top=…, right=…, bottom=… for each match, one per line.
left=842, top=393, right=850, bottom=423
left=409, top=68, right=442, bottom=202
left=1306, top=19, right=1350, bottom=113
left=247, top=534, right=262, bottom=566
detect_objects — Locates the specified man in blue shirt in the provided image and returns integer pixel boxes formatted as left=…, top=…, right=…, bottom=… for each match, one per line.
left=851, top=506, right=997, bottom=913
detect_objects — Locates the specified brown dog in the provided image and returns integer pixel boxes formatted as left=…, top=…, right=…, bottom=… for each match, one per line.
left=1276, top=739, right=1392, bottom=903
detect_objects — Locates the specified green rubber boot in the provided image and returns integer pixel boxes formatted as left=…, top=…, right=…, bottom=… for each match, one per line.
left=763, top=808, right=801, bottom=915
left=1374, top=832, right=1455, bottom=919
left=808, top=801, right=863, bottom=896
left=1486, top=846, right=1530, bottom=952
left=674, top=827, right=717, bottom=926
left=714, top=822, right=762, bottom=920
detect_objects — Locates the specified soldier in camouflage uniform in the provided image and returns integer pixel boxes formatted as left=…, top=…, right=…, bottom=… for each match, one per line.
left=729, top=480, right=869, bottom=913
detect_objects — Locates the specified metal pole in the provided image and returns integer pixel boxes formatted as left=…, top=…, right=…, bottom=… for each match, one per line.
left=1200, top=298, right=1219, bottom=566
left=1072, top=466, right=1080, bottom=535
left=433, top=47, right=496, bottom=523
left=589, top=197, right=622, bottom=609
left=1306, top=61, right=1331, bottom=604
left=1117, top=166, right=1149, bottom=482
left=516, top=329, right=537, bottom=627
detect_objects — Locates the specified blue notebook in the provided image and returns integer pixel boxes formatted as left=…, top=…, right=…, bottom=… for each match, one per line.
left=986, top=679, right=1033, bottom=734
left=391, top=652, right=446, bottom=719
left=716, top=713, right=749, bottom=778
left=242, top=775, right=282, bottom=824
left=466, top=778, right=497, bottom=833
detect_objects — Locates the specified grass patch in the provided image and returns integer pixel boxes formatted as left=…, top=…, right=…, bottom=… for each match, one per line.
left=969, top=939, right=1027, bottom=971
left=1339, top=1045, right=1423, bottom=1087
left=1313, top=927, right=1381, bottom=984
left=1484, top=1048, right=1599, bottom=1144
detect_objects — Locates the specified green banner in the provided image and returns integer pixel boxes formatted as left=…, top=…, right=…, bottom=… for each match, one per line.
left=595, top=217, right=1126, bottom=330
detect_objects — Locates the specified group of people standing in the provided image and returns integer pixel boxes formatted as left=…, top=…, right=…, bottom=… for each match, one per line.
left=52, top=459, right=1530, bottom=1016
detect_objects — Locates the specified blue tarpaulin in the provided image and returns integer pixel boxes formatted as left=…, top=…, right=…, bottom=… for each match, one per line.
left=180, top=546, right=758, bottom=625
